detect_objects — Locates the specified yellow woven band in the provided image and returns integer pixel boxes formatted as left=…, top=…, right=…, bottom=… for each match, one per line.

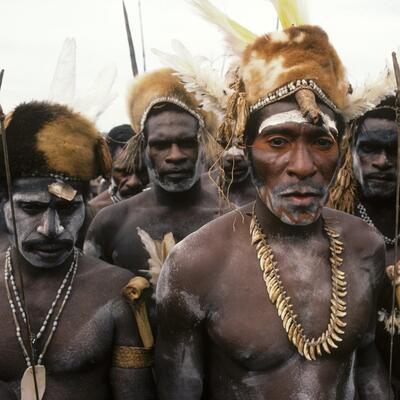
left=112, top=346, right=154, bottom=369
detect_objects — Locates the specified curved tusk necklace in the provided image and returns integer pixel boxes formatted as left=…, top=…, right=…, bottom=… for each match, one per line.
left=250, top=207, right=347, bottom=360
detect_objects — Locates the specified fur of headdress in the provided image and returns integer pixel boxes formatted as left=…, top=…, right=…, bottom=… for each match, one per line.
left=190, top=0, right=349, bottom=151
left=1, top=101, right=112, bottom=182
left=120, top=68, right=219, bottom=173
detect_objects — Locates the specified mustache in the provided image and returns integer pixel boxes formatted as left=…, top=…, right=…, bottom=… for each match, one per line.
left=23, top=238, right=73, bottom=251
left=273, top=181, right=326, bottom=197
left=365, top=172, right=396, bottom=181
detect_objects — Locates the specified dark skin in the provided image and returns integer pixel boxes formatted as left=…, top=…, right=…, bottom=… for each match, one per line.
left=156, top=100, right=389, bottom=399
left=202, top=147, right=256, bottom=208
left=85, top=109, right=220, bottom=277
left=352, top=117, right=400, bottom=391
left=0, top=178, right=155, bottom=399
left=352, top=117, right=398, bottom=263
left=89, top=167, right=149, bottom=214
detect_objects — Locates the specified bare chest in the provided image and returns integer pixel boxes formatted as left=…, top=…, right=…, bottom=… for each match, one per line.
left=110, top=206, right=219, bottom=271
left=206, top=240, right=375, bottom=371
left=0, top=279, right=115, bottom=381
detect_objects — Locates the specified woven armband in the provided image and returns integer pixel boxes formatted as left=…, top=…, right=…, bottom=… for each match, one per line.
left=113, top=346, right=154, bottom=369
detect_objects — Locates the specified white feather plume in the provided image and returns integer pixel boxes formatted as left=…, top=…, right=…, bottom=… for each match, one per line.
left=190, top=0, right=257, bottom=55
left=48, top=38, right=76, bottom=105
left=48, top=38, right=118, bottom=121
left=343, top=64, right=396, bottom=121
left=153, top=39, right=230, bottom=117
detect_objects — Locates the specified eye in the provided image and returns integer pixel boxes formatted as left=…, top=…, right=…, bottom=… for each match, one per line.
left=18, top=202, right=46, bottom=215
left=56, top=202, right=82, bottom=215
left=314, top=137, right=335, bottom=149
left=268, top=137, right=289, bottom=148
left=150, top=141, right=169, bottom=151
left=360, top=144, right=374, bottom=153
left=179, top=139, right=197, bottom=149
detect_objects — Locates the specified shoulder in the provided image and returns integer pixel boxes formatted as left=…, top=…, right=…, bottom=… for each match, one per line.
left=88, top=190, right=154, bottom=232
left=323, top=207, right=385, bottom=283
left=79, top=254, right=134, bottom=289
left=157, top=204, right=252, bottom=300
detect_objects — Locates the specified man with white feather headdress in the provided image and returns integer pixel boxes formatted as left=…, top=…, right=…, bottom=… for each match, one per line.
left=328, top=64, right=400, bottom=396
left=155, top=1, right=390, bottom=398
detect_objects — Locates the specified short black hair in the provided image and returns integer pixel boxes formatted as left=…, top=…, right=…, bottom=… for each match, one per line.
left=106, top=124, right=134, bottom=158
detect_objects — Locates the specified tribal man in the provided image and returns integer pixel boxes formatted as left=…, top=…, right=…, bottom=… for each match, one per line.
left=202, top=145, right=256, bottom=207
left=329, top=79, right=400, bottom=394
left=156, top=8, right=389, bottom=399
left=89, top=124, right=149, bottom=214
left=85, top=68, right=220, bottom=279
left=0, top=102, right=155, bottom=399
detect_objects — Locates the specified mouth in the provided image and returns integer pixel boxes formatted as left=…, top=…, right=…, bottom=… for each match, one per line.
left=25, top=241, right=72, bottom=258
left=163, top=170, right=193, bottom=179
left=280, top=191, right=321, bottom=206
left=366, top=173, right=395, bottom=183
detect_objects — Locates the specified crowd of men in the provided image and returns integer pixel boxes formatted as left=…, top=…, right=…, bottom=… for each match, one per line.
left=0, top=1, right=399, bottom=399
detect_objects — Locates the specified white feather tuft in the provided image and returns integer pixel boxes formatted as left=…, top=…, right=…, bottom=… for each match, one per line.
left=189, top=0, right=257, bottom=55
left=153, top=39, right=230, bottom=117
left=137, top=227, right=176, bottom=285
left=48, top=38, right=77, bottom=105
left=343, top=64, right=396, bottom=121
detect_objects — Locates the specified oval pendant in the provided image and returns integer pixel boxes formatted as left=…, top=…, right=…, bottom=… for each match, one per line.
left=21, top=365, right=46, bottom=400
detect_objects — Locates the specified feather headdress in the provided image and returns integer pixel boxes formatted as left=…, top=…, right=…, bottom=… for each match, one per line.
left=190, top=0, right=257, bottom=55
left=343, top=64, right=396, bottom=121
left=269, top=0, right=309, bottom=29
left=153, top=40, right=229, bottom=119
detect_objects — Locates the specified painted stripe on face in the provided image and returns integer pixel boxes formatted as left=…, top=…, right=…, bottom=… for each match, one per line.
left=258, top=110, right=338, bottom=139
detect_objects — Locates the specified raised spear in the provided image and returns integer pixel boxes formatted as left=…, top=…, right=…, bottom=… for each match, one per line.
left=122, top=0, right=139, bottom=77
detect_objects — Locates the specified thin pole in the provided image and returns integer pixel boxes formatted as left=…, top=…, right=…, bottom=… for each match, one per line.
left=389, top=51, right=400, bottom=399
left=0, top=70, right=40, bottom=400
left=138, top=0, right=146, bottom=72
left=122, top=1, right=139, bottom=77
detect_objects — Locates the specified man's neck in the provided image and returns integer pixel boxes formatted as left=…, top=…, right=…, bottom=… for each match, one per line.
left=254, top=195, right=323, bottom=241
left=154, top=179, right=203, bottom=207
left=358, top=192, right=396, bottom=238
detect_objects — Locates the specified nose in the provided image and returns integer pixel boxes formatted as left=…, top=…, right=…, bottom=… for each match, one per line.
left=165, top=144, right=187, bottom=164
left=123, top=174, right=142, bottom=189
left=37, top=209, right=64, bottom=238
left=287, top=144, right=317, bottom=180
left=372, top=151, right=393, bottom=170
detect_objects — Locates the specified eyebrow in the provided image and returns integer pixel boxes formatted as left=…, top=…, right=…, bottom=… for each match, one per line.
left=258, top=123, right=333, bottom=138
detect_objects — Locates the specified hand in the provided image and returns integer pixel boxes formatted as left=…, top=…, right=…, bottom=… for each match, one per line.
left=386, top=261, right=400, bottom=286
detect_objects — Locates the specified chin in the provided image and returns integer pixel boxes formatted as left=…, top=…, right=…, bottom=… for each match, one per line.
left=269, top=201, right=322, bottom=226
left=20, top=248, right=72, bottom=269
left=158, top=177, right=197, bottom=192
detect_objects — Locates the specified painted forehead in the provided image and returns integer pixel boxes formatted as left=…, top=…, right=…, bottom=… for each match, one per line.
left=12, top=178, right=84, bottom=201
left=358, top=117, right=397, bottom=135
left=13, top=191, right=84, bottom=203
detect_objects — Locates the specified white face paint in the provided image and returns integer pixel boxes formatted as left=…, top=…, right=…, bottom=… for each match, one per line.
left=258, top=110, right=338, bottom=138
left=4, top=178, right=85, bottom=268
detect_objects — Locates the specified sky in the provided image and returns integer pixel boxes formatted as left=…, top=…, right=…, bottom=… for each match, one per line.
left=0, top=0, right=399, bottom=132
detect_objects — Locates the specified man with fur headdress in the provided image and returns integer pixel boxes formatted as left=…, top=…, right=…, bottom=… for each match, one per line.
left=0, top=102, right=155, bottom=399
left=84, top=68, right=221, bottom=281
left=155, top=2, right=389, bottom=399
left=328, top=69, right=400, bottom=395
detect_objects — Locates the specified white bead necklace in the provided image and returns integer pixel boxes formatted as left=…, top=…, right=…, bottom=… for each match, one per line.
left=357, top=203, right=399, bottom=246
left=4, top=247, right=79, bottom=367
